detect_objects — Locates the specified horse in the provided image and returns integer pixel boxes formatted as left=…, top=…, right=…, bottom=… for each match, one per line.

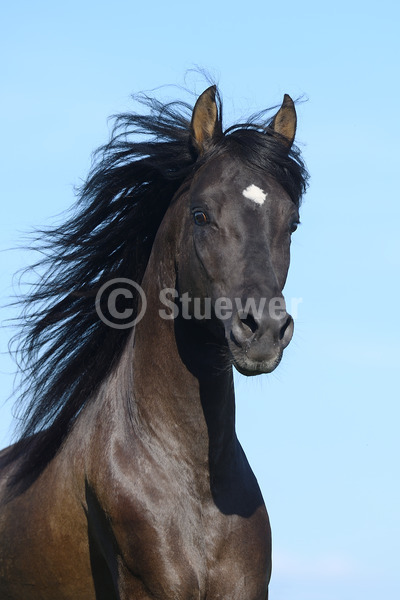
left=0, top=84, right=308, bottom=599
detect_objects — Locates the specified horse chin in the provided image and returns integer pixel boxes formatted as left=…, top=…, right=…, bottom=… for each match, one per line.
left=230, top=349, right=283, bottom=377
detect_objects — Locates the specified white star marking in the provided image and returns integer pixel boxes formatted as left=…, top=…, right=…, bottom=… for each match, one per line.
left=242, top=184, right=267, bottom=205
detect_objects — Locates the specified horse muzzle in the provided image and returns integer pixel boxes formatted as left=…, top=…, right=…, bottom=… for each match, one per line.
left=227, top=306, right=294, bottom=376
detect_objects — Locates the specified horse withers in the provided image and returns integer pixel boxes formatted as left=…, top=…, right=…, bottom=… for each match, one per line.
left=0, top=85, right=308, bottom=599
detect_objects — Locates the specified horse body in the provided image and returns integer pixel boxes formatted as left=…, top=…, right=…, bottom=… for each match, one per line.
left=0, top=85, right=308, bottom=598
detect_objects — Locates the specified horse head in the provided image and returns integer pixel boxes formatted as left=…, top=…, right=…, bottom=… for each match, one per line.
left=176, top=86, right=300, bottom=375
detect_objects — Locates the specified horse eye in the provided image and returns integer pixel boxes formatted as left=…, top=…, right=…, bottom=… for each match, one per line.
left=289, top=221, right=299, bottom=234
left=193, top=210, right=209, bottom=226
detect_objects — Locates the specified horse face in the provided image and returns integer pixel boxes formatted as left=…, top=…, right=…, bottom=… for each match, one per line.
left=178, top=152, right=299, bottom=375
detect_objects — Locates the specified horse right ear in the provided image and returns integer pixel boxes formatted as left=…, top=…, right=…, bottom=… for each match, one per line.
left=190, top=86, right=222, bottom=155
left=271, top=94, right=297, bottom=148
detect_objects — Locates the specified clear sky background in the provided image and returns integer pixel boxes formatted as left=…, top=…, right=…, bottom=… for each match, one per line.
left=1, top=1, right=399, bottom=598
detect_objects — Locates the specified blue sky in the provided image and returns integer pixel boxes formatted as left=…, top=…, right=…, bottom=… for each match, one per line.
left=1, top=1, right=399, bottom=598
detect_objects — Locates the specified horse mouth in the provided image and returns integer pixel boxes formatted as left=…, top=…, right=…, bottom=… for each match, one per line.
left=229, top=347, right=283, bottom=376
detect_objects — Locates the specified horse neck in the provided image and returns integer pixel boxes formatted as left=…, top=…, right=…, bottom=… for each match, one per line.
left=126, top=219, right=237, bottom=473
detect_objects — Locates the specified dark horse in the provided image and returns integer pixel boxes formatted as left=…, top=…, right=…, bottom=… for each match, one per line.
left=0, top=85, right=308, bottom=599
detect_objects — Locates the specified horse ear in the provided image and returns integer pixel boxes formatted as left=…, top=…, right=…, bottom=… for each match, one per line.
left=191, top=85, right=221, bottom=155
left=271, top=94, right=297, bottom=148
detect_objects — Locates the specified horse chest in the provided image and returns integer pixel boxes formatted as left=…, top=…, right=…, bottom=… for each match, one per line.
left=86, top=421, right=271, bottom=599
left=101, top=480, right=270, bottom=600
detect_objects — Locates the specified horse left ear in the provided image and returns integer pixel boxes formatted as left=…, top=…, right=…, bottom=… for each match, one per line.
left=271, top=94, right=297, bottom=148
left=191, top=85, right=221, bottom=155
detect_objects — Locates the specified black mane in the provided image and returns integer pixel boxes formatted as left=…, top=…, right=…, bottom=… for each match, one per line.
left=4, top=86, right=308, bottom=491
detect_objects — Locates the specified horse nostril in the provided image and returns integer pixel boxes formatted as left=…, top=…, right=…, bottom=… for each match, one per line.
left=231, top=311, right=259, bottom=347
left=279, top=315, right=292, bottom=340
left=240, top=313, right=258, bottom=335
left=279, top=315, right=294, bottom=349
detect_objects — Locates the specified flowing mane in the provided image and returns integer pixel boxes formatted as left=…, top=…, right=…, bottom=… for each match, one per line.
left=5, top=86, right=308, bottom=489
